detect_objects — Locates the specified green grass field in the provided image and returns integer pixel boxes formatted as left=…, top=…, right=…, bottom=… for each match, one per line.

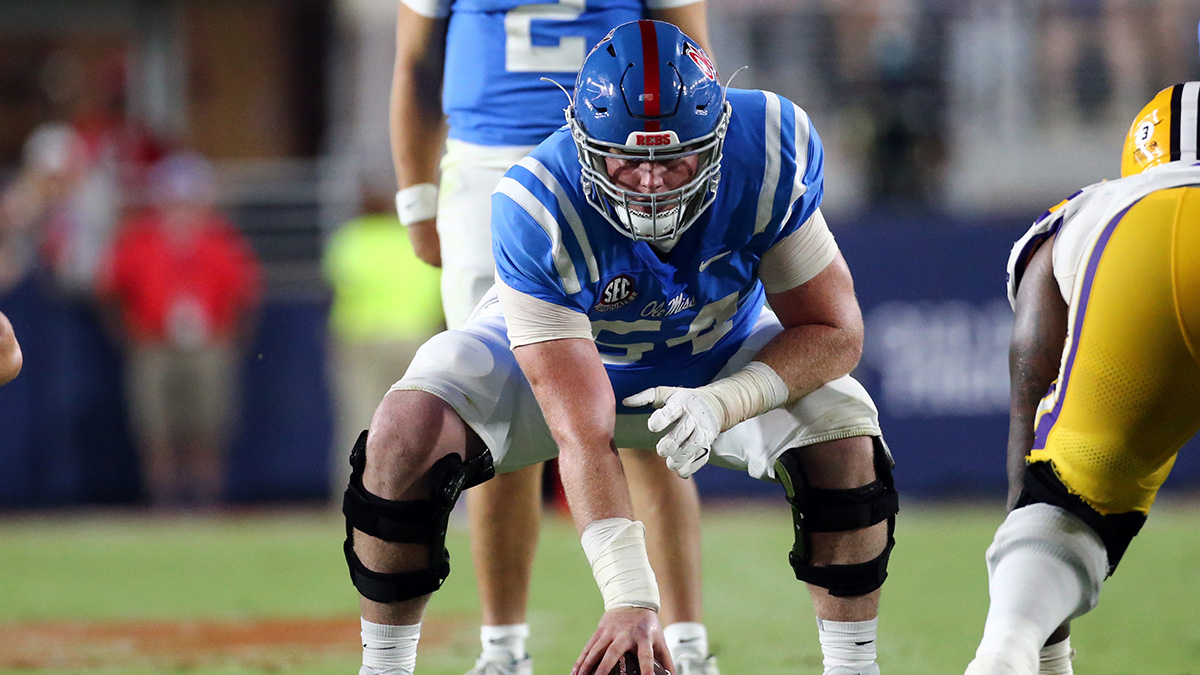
left=0, top=500, right=1198, bottom=674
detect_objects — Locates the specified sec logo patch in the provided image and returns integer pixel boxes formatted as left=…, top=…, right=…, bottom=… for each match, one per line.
left=595, top=274, right=638, bottom=312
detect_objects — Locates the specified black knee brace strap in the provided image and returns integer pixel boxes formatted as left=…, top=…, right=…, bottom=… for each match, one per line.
left=775, top=437, right=899, bottom=597
left=342, top=430, right=494, bottom=603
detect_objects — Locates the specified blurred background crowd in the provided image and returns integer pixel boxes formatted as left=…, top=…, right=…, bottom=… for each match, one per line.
left=1, top=0, right=1199, bottom=509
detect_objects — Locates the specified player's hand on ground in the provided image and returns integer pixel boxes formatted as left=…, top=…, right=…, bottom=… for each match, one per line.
left=406, top=219, right=442, bottom=267
left=572, top=606, right=673, bottom=675
left=623, top=386, right=722, bottom=478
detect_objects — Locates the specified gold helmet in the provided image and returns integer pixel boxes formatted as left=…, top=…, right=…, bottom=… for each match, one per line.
left=1121, top=82, right=1200, bottom=177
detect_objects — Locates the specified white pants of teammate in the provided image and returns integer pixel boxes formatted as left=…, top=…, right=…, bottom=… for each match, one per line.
left=391, top=292, right=883, bottom=480
left=437, top=139, right=536, bottom=330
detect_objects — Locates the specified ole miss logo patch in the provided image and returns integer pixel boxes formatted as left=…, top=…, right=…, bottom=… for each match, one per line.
left=685, top=43, right=718, bottom=81
left=633, top=132, right=673, bottom=146
left=595, top=274, right=637, bottom=312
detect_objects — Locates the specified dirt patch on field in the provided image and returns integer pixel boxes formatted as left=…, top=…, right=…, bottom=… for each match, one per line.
left=0, top=616, right=465, bottom=670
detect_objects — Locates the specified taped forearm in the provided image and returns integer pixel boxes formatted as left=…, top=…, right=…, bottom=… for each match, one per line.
left=699, top=360, right=790, bottom=431
left=580, top=518, right=660, bottom=612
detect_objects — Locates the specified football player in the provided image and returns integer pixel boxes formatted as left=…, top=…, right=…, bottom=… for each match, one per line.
left=389, top=1, right=717, bottom=674
left=0, top=310, right=21, bottom=386
left=965, top=82, right=1200, bottom=674
left=355, top=21, right=897, bottom=675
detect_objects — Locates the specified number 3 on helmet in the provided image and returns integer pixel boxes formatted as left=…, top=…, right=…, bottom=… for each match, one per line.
left=568, top=20, right=731, bottom=245
left=1121, top=81, right=1200, bottom=177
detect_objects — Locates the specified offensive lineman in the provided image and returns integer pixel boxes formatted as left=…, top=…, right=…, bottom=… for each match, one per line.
left=0, top=310, right=21, bottom=386
left=355, top=21, right=898, bottom=675
left=388, top=2, right=717, bottom=673
left=966, top=82, right=1200, bottom=674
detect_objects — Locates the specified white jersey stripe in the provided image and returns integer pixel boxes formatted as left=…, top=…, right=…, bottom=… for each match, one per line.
left=789, top=103, right=812, bottom=211
left=755, top=92, right=783, bottom=235
left=517, top=157, right=601, bottom=283
left=1181, top=82, right=1200, bottom=163
left=495, top=176, right=582, bottom=294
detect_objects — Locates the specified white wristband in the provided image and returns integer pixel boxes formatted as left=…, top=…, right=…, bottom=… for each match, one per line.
left=580, top=518, right=660, bottom=612
left=702, top=360, right=790, bottom=431
left=395, top=183, right=439, bottom=226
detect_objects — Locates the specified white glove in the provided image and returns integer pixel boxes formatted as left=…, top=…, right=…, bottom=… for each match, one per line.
left=623, top=386, right=725, bottom=479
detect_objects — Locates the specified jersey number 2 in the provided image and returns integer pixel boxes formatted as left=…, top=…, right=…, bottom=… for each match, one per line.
left=504, top=0, right=587, bottom=73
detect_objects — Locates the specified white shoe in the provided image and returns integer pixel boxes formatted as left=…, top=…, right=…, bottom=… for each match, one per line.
left=673, top=653, right=719, bottom=675
left=964, top=655, right=1031, bottom=675
left=824, top=666, right=880, bottom=675
left=463, top=654, right=533, bottom=675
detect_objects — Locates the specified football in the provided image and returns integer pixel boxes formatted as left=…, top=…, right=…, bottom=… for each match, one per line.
left=607, top=651, right=670, bottom=675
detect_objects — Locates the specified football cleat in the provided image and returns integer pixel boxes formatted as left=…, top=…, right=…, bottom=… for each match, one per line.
left=464, top=654, right=533, bottom=675
left=568, top=20, right=730, bottom=246
left=673, top=652, right=719, bottom=675
left=963, top=655, right=1027, bottom=674
left=1121, top=81, right=1200, bottom=177
left=823, top=666, right=880, bottom=675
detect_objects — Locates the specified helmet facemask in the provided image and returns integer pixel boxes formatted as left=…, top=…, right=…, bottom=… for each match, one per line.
left=569, top=101, right=730, bottom=246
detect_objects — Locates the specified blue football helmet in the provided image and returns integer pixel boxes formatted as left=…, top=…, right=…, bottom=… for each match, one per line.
left=568, top=20, right=730, bottom=245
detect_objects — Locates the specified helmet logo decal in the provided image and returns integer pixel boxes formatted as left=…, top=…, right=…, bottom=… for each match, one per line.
left=596, top=274, right=638, bottom=312
left=684, top=43, right=718, bottom=81
left=627, top=131, right=679, bottom=147
left=1135, top=118, right=1155, bottom=146
left=637, top=20, right=662, bottom=131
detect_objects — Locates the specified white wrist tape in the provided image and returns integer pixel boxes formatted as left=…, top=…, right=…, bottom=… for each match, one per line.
left=395, top=183, right=439, bottom=226
left=580, top=518, right=660, bottom=612
left=701, top=360, right=790, bottom=431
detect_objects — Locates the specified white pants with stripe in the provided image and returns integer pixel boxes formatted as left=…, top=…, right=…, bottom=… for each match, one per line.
left=391, top=292, right=883, bottom=480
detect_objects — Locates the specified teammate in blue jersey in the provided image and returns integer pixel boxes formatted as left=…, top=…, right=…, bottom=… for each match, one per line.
left=389, top=2, right=716, bottom=674
left=356, top=21, right=897, bottom=675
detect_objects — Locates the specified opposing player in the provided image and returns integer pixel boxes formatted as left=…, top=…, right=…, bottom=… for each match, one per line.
left=389, top=2, right=717, bottom=673
left=966, top=82, right=1200, bottom=674
left=0, top=310, right=22, bottom=386
left=353, top=21, right=897, bottom=675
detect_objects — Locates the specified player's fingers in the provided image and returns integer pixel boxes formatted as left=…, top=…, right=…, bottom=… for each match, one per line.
left=652, top=631, right=675, bottom=675
left=670, top=440, right=703, bottom=477
left=657, top=414, right=695, bottom=460
left=594, top=645, right=625, bottom=675
left=636, top=640, right=657, bottom=675
left=573, top=628, right=609, bottom=675
left=655, top=431, right=679, bottom=460
left=676, top=447, right=710, bottom=479
left=574, top=636, right=606, bottom=675
left=647, top=402, right=684, bottom=433
left=622, top=388, right=659, bottom=409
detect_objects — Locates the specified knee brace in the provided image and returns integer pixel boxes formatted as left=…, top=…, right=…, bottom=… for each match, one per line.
left=342, top=430, right=494, bottom=603
left=775, top=436, right=899, bottom=597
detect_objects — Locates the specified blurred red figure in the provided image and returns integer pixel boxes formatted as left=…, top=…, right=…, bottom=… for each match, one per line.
left=0, top=309, right=22, bottom=386
left=98, top=152, right=262, bottom=508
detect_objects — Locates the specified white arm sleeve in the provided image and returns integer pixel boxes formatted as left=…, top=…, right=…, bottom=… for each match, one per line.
left=758, top=208, right=838, bottom=294
left=400, top=0, right=451, bottom=19
left=496, top=278, right=593, bottom=348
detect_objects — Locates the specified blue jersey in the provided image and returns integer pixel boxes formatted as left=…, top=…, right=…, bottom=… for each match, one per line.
left=443, top=0, right=651, bottom=146
left=492, top=88, right=825, bottom=407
